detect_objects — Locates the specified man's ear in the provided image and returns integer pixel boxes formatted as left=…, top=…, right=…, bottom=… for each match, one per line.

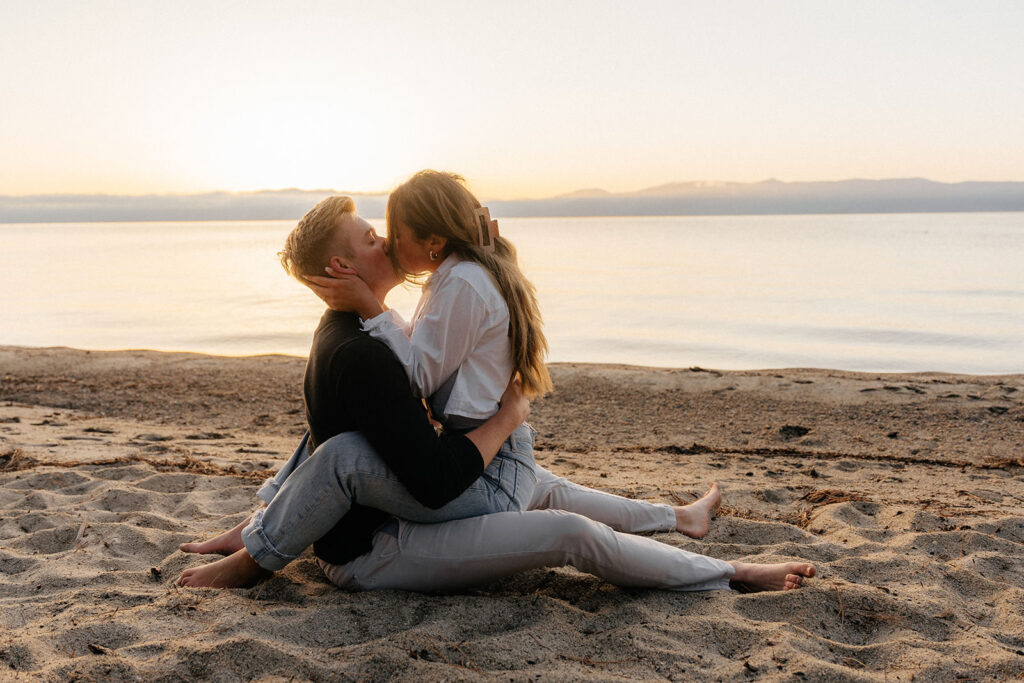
left=329, top=256, right=357, bottom=274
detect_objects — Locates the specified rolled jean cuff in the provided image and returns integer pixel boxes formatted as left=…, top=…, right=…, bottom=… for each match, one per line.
left=241, top=508, right=299, bottom=571
left=256, top=477, right=281, bottom=505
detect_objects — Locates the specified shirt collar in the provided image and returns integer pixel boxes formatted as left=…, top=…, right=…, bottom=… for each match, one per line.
left=425, top=253, right=459, bottom=291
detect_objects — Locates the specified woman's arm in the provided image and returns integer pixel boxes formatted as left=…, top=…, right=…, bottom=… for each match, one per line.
left=362, top=274, right=494, bottom=398
left=306, top=268, right=489, bottom=398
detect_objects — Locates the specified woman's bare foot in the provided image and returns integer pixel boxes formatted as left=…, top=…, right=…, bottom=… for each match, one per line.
left=674, top=482, right=721, bottom=538
left=178, top=548, right=270, bottom=588
left=179, top=518, right=249, bottom=555
left=728, top=561, right=816, bottom=592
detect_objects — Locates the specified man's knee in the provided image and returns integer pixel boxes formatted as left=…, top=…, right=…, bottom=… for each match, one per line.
left=546, top=510, right=605, bottom=550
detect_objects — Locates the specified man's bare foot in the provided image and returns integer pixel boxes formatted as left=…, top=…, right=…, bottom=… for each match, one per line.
left=179, top=518, right=249, bottom=555
left=674, top=483, right=721, bottom=538
left=178, top=549, right=271, bottom=588
left=728, top=561, right=816, bottom=592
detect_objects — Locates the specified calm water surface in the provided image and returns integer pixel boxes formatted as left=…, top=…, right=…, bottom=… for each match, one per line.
left=1, top=213, right=1021, bottom=373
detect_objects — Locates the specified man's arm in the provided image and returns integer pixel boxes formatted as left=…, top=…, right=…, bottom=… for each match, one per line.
left=338, top=341, right=527, bottom=509
left=464, top=375, right=528, bottom=468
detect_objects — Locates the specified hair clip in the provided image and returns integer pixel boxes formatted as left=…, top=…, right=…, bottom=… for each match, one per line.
left=474, top=207, right=499, bottom=253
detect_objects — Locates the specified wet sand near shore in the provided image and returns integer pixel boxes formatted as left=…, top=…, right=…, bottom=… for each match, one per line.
left=1, top=345, right=1023, bottom=680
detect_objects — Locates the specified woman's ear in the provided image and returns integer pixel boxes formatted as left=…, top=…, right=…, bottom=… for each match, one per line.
left=426, top=235, right=448, bottom=253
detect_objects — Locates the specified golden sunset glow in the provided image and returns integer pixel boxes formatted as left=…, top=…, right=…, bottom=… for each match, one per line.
left=1, top=1, right=1022, bottom=198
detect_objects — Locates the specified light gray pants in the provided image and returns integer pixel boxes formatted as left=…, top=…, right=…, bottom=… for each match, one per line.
left=317, top=466, right=735, bottom=593
left=244, top=426, right=536, bottom=571
left=528, top=466, right=677, bottom=532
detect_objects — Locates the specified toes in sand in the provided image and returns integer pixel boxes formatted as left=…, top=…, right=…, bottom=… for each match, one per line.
left=728, top=561, right=816, bottom=593
left=179, top=518, right=249, bottom=555
left=178, top=549, right=270, bottom=588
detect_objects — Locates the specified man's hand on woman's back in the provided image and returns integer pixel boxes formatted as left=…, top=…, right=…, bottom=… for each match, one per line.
left=500, top=374, right=530, bottom=425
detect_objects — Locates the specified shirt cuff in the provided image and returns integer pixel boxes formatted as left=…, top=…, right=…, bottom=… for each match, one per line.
left=360, top=309, right=395, bottom=332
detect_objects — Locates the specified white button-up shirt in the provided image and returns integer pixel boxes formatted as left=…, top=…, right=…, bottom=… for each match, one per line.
left=362, top=255, right=513, bottom=424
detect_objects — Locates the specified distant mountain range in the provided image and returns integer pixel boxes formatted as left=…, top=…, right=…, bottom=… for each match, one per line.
left=2, top=179, right=1022, bottom=223
left=489, top=178, right=1024, bottom=218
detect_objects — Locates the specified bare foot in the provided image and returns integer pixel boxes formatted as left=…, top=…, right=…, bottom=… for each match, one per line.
left=179, top=518, right=250, bottom=555
left=674, top=482, right=721, bottom=538
left=728, top=561, right=816, bottom=592
left=178, top=549, right=270, bottom=588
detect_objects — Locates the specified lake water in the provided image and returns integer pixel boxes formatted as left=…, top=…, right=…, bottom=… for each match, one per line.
left=1, top=213, right=1021, bottom=374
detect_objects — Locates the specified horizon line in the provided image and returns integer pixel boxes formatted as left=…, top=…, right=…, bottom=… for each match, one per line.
left=5, top=176, right=1024, bottom=202
left=4, top=209, right=1023, bottom=227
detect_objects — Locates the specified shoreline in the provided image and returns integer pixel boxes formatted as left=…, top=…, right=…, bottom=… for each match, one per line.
left=3, top=344, right=1020, bottom=465
left=7, top=342, right=1018, bottom=378
left=2, top=345, right=1023, bottom=680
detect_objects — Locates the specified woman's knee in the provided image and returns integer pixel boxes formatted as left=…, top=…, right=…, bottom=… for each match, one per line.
left=316, top=431, right=370, bottom=452
left=308, top=432, right=384, bottom=474
left=313, top=431, right=371, bottom=459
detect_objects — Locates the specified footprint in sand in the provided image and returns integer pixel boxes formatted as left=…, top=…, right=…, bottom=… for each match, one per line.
left=94, top=489, right=157, bottom=513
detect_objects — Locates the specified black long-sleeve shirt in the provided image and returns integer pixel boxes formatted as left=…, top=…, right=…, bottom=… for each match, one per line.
left=304, top=310, right=484, bottom=565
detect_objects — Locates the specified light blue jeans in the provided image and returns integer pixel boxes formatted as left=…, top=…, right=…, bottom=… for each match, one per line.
left=242, top=423, right=537, bottom=571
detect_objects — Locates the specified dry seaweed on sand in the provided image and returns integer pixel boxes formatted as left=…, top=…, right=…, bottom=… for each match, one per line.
left=0, top=448, right=35, bottom=471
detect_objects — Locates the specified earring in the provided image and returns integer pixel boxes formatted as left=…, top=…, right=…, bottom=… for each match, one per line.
left=429, top=250, right=438, bottom=261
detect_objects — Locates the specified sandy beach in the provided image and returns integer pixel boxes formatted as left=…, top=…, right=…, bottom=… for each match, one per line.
left=1, top=344, right=1023, bottom=681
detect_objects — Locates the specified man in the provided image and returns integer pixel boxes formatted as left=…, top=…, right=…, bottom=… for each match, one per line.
left=179, top=196, right=814, bottom=593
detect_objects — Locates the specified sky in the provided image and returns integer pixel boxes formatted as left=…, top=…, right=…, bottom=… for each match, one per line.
left=1, top=1, right=1022, bottom=199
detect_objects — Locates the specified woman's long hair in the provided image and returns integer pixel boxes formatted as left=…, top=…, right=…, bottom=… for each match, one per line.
left=386, top=170, right=553, bottom=398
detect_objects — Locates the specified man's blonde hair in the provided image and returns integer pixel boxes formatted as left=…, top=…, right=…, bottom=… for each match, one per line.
left=279, top=195, right=356, bottom=280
